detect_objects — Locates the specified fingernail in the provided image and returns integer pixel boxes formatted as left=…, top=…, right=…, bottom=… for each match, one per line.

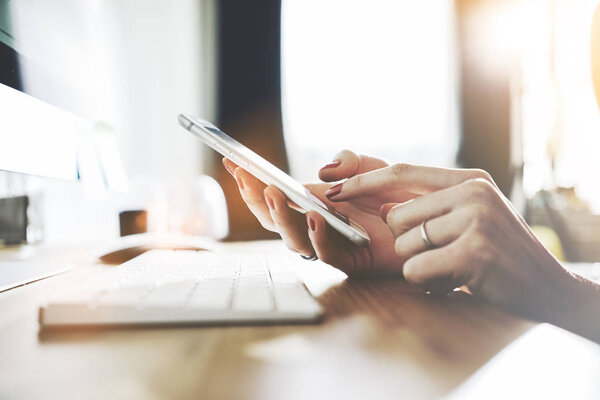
left=379, top=204, right=393, bottom=222
left=234, top=170, right=245, bottom=190
left=379, top=203, right=401, bottom=223
left=325, top=182, right=343, bottom=198
left=222, top=158, right=235, bottom=176
left=320, top=160, right=341, bottom=170
left=265, top=194, right=275, bottom=210
left=307, top=215, right=316, bottom=231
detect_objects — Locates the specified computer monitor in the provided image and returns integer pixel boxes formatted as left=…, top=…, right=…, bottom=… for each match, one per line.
left=0, top=1, right=112, bottom=290
left=0, top=0, right=97, bottom=181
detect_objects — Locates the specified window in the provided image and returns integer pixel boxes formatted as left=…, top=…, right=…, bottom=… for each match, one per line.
left=520, top=0, right=600, bottom=209
left=281, top=0, right=458, bottom=181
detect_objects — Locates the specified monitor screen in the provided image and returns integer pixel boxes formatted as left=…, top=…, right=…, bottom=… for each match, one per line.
left=0, top=0, right=95, bottom=180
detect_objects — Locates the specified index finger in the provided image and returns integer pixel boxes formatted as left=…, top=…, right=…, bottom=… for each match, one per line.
left=318, top=149, right=388, bottom=182
left=327, top=163, right=494, bottom=202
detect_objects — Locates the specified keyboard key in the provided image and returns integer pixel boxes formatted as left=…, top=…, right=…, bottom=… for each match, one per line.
left=232, top=286, right=273, bottom=312
left=143, top=281, right=196, bottom=308
left=273, top=286, right=320, bottom=314
left=97, top=285, right=152, bottom=306
left=187, top=285, right=232, bottom=310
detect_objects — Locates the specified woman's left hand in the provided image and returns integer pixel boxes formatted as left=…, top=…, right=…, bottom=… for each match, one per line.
left=327, top=162, right=579, bottom=323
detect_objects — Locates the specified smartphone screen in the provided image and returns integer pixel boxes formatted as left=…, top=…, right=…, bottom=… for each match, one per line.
left=178, top=114, right=370, bottom=247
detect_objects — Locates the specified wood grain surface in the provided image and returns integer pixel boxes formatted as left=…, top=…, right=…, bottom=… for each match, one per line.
left=1, top=241, right=598, bottom=400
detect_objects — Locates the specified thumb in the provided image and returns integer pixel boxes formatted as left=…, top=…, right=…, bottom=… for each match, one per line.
left=318, top=149, right=388, bottom=182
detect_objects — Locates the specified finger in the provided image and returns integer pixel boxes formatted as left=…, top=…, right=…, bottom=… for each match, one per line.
left=222, top=157, right=239, bottom=177
left=318, top=149, right=388, bottom=182
left=234, top=168, right=275, bottom=231
left=379, top=203, right=399, bottom=222
left=326, top=163, right=495, bottom=201
left=306, top=211, right=356, bottom=274
left=264, top=185, right=314, bottom=256
left=281, top=183, right=323, bottom=213
left=393, top=207, right=475, bottom=261
left=386, top=179, right=496, bottom=237
left=402, top=236, right=469, bottom=294
left=385, top=187, right=455, bottom=237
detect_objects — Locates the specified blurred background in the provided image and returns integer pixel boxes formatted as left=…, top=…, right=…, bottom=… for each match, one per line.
left=1, top=0, right=600, bottom=262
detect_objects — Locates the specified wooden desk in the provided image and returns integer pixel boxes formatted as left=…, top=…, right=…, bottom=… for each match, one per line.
left=1, top=241, right=599, bottom=399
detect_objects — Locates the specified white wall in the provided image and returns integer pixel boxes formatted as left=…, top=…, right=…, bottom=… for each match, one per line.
left=101, top=0, right=215, bottom=182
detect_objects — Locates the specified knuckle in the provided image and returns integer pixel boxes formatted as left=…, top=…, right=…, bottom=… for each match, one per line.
left=478, top=244, right=495, bottom=266
left=468, top=231, right=487, bottom=250
left=349, top=174, right=363, bottom=188
left=467, top=168, right=493, bottom=183
left=391, top=162, right=412, bottom=178
left=467, top=232, right=493, bottom=264
left=468, top=204, right=490, bottom=227
left=465, top=178, right=495, bottom=203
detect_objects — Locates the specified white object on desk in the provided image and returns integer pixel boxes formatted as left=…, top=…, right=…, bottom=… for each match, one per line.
left=0, top=260, right=71, bottom=292
left=40, top=250, right=323, bottom=327
left=96, top=232, right=221, bottom=264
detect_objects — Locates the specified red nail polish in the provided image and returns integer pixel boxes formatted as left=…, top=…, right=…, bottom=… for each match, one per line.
left=307, top=215, right=316, bottom=231
left=325, top=183, right=343, bottom=198
left=321, top=160, right=341, bottom=170
left=265, top=195, right=275, bottom=210
left=379, top=209, right=388, bottom=222
left=235, top=171, right=245, bottom=190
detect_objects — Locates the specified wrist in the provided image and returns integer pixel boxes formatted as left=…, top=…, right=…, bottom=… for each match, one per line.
left=547, top=270, right=600, bottom=343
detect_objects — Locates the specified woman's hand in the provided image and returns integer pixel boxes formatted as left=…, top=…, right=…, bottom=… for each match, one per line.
left=327, top=162, right=595, bottom=327
left=222, top=150, right=407, bottom=275
left=224, top=150, right=600, bottom=340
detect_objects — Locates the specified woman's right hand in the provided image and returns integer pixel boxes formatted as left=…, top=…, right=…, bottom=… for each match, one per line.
left=222, top=150, right=408, bottom=276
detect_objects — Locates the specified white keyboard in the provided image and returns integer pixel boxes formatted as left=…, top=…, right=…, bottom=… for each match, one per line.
left=39, top=250, right=323, bottom=327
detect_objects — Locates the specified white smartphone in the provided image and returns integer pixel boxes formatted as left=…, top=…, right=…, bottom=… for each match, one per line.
left=178, top=114, right=370, bottom=247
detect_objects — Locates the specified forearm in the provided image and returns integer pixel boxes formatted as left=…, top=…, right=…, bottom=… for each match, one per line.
left=548, top=272, right=600, bottom=344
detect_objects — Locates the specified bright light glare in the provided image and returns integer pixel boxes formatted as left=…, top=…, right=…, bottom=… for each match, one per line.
left=447, top=324, right=600, bottom=399
left=0, top=84, right=80, bottom=180
left=281, top=0, right=457, bottom=181
left=520, top=0, right=600, bottom=210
